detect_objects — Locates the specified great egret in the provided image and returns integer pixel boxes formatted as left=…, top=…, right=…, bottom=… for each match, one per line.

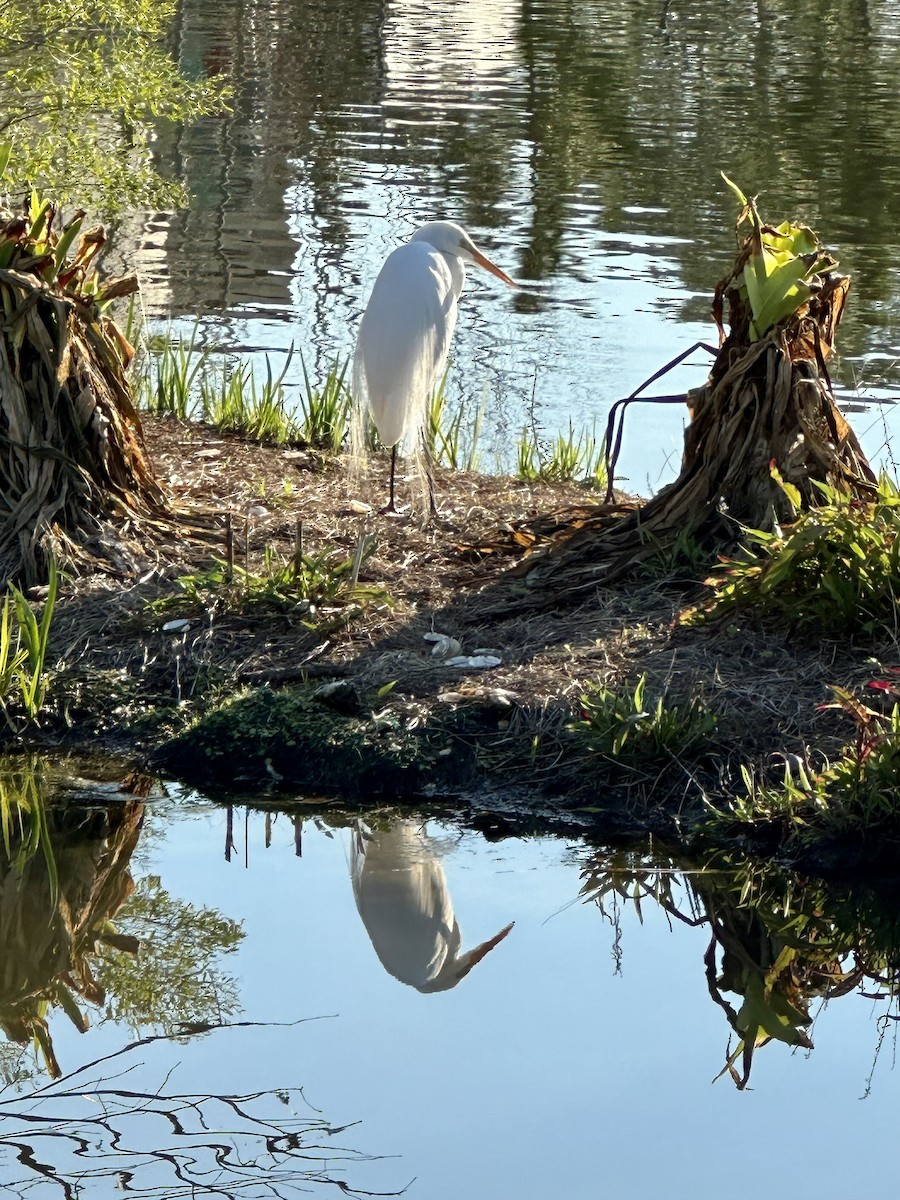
left=351, top=820, right=514, bottom=992
left=351, top=221, right=516, bottom=514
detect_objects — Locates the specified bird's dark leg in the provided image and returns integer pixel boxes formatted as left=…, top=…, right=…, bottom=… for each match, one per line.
left=378, top=445, right=399, bottom=514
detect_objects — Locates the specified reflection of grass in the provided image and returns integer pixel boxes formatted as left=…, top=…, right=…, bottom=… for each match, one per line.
left=0, top=756, right=57, bottom=903
left=581, top=844, right=900, bottom=1090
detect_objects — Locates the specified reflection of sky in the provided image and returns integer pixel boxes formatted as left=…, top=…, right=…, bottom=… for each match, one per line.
left=40, top=800, right=900, bottom=1199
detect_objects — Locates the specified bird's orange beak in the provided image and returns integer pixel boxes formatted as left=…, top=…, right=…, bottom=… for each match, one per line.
left=457, top=921, right=515, bottom=978
left=471, top=246, right=517, bottom=287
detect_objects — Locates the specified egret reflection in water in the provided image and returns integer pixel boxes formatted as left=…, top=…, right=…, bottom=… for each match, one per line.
left=351, top=820, right=514, bottom=991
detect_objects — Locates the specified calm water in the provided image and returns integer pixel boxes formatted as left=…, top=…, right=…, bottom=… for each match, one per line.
left=4, top=778, right=900, bottom=1198
left=123, top=0, right=900, bottom=492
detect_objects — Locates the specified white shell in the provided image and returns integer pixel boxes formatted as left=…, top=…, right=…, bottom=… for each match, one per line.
left=162, top=619, right=191, bottom=634
left=424, top=632, right=462, bottom=658
left=443, top=655, right=502, bottom=670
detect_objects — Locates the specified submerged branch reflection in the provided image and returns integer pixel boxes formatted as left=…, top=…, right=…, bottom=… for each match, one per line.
left=0, top=1025, right=406, bottom=1199
left=580, top=849, right=900, bottom=1089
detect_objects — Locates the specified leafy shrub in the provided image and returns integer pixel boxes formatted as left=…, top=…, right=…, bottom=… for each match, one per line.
left=684, top=472, right=900, bottom=635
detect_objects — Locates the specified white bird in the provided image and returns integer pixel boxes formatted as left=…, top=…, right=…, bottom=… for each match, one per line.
left=351, top=820, right=514, bottom=992
left=351, top=220, right=516, bottom=514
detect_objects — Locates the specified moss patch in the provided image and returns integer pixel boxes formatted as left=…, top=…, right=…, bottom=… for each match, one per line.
left=156, top=685, right=479, bottom=798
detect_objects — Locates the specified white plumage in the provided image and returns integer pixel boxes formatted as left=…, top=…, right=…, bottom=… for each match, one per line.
left=351, top=221, right=515, bottom=513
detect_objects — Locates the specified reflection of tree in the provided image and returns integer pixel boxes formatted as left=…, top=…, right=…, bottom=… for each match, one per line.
left=96, top=873, right=243, bottom=1033
left=0, top=761, right=244, bottom=1081
left=581, top=847, right=900, bottom=1089
left=0, top=784, right=144, bottom=1081
left=0, top=1026, right=403, bottom=1199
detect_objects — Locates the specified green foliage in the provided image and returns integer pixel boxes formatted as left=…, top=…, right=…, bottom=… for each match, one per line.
left=684, top=472, right=900, bottom=635
left=0, top=559, right=58, bottom=729
left=164, top=683, right=436, bottom=795
left=571, top=674, right=718, bottom=767
left=136, top=332, right=355, bottom=452
left=201, top=353, right=299, bottom=445
left=298, top=355, right=350, bottom=453
left=95, top=875, right=243, bottom=1034
left=0, top=0, right=228, bottom=212
left=8, top=557, right=58, bottom=722
left=516, top=421, right=607, bottom=488
left=722, top=173, right=838, bottom=341
left=155, top=537, right=388, bottom=631
left=716, top=686, right=900, bottom=850
left=426, top=376, right=482, bottom=471
left=140, top=325, right=206, bottom=420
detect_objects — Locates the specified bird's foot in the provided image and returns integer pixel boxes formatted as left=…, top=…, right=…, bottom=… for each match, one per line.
left=377, top=500, right=406, bottom=518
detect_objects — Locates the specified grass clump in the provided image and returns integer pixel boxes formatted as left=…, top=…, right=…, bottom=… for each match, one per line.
left=426, top=377, right=483, bottom=470
left=137, top=329, right=354, bottom=450
left=571, top=674, right=718, bottom=770
left=0, top=558, right=59, bottom=730
left=708, top=685, right=900, bottom=860
left=140, top=325, right=205, bottom=420
left=154, top=536, right=388, bottom=632
left=517, top=420, right=607, bottom=488
left=201, top=354, right=300, bottom=445
left=298, top=356, right=350, bottom=452
left=684, top=471, right=900, bottom=635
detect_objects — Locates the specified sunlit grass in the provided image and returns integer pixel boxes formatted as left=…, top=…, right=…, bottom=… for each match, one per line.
left=683, top=471, right=900, bottom=635
left=516, top=420, right=608, bottom=488
left=201, top=352, right=300, bottom=445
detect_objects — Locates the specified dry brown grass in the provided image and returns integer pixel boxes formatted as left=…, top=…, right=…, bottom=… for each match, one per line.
left=37, top=413, right=893, bottom=791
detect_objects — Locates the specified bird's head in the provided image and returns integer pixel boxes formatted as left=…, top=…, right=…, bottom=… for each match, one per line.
left=410, top=221, right=516, bottom=287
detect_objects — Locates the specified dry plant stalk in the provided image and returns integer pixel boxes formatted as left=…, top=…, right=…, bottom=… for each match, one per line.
left=513, top=204, right=874, bottom=601
left=0, top=205, right=169, bottom=585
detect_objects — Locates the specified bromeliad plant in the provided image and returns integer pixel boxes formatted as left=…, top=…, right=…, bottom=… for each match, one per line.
left=720, top=174, right=840, bottom=342
left=683, top=468, right=900, bottom=636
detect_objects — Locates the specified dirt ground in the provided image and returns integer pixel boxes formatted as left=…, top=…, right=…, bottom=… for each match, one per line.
left=39, top=413, right=886, bottom=822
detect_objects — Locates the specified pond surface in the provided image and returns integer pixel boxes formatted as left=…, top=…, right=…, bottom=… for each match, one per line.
left=125, top=0, right=900, bottom=491
left=4, top=776, right=900, bottom=1198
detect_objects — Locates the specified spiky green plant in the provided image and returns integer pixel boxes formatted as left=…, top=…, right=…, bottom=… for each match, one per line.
left=571, top=674, right=718, bottom=768
left=201, top=353, right=299, bottom=444
left=426, top=377, right=483, bottom=471
left=516, top=421, right=607, bottom=488
left=684, top=470, right=900, bottom=635
left=298, top=356, right=351, bottom=453
left=139, top=324, right=206, bottom=419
